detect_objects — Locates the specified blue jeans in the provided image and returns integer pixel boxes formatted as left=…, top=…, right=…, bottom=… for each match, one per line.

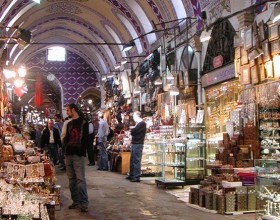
left=98, top=137, right=108, bottom=170
left=129, top=144, right=144, bottom=180
left=65, top=155, right=89, bottom=208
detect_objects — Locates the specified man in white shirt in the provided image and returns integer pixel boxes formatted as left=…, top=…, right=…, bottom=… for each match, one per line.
left=96, top=114, right=109, bottom=171
left=87, top=118, right=95, bottom=166
left=41, top=119, right=62, bottom=165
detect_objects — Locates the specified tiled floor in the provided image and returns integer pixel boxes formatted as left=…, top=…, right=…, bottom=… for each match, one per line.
left=54, top=166, right=256, bottom=220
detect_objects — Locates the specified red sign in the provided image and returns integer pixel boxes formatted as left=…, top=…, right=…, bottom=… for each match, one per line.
left=213, top=55, right=224, bottom=68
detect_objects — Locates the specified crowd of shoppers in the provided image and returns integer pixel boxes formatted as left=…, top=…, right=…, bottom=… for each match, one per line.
left=29, top=103, right=147, bottom=213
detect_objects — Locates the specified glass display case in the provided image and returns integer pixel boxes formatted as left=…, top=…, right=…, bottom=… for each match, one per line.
left=185, top=124, right=206, bottom=184
left=255, top=159, right=280, bottom=186
left=205, top=80, right=240, bottom=140
left=141, top=136, right=163, bottom=178
left=254, top=159, right=280, bottom=219
left=155, top=139, right=186, bottom=188
left=256, top=81, right=280, bottom=160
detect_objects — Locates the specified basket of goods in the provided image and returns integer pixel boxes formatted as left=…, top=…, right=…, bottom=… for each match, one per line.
left=2, top=144, right=14, bottom=161
left=11, top=135, right=26, bottom=154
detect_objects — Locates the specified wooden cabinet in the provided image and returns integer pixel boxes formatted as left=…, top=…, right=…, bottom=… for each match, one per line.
left=121, top=152, right=131, bottom=175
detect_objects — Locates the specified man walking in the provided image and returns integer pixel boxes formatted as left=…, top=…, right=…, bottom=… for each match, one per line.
left=41, top=119, right=62, bottom=165
left=96, top=113, right=109, bottom=171
left=63, top=103, right=89, bottom=212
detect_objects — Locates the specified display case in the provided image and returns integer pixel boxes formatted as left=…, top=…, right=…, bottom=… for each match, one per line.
left=254, top=159, right=280, bottom=219
left=205, top=80, right=240, bottom=140
left=155, top=139, right=186, bottom=188
left=141, top=136, right=163, bottom=178
left=255, top=159, right=280, bottom=186
left=185, top=124, right=206, bottom=184
left=257, top=81, right=280, bottom=160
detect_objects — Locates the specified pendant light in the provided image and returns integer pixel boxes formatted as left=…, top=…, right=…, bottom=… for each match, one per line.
left=271, top=3, right=280, bottom=23
left=169, top=84, right=179, bottom=96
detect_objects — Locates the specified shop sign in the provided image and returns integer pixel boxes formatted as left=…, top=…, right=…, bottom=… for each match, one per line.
left=201, top=64, right=235, bottom=88
left=213, top=55, right=223, bottom=68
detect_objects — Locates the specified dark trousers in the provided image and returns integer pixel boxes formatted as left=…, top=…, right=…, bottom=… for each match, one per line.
left=87, top=133, right=95, bottom=164
left=129, top=144, right=144, bottom=180
left=46, top=143, right=59, bottom=164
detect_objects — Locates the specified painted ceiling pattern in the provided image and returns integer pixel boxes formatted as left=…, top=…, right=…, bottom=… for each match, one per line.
left=26, top=50, right=98, bottom=105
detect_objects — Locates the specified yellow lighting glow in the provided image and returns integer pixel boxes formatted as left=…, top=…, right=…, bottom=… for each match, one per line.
left=273, top=55, right=280, bottom=78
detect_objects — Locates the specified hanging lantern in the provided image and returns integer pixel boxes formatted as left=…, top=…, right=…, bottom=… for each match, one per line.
left=14, top=87, right=24, bottom=97
left=34, top=74, right=43, bottom=107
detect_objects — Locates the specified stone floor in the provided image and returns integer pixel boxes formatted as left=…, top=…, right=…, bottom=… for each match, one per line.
left=54, top=166, right=256, bottom=220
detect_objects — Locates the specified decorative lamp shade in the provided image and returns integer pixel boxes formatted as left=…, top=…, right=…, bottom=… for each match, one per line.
left=200, top=30, right=211, bottom=42
left=14, top=87, right=24, bottom=97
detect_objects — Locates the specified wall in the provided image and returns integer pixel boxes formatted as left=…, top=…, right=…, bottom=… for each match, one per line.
left=26, top=50, right=98, bottom=106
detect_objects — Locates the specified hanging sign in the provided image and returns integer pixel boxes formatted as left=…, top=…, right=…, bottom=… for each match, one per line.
left=213, top=55, right=224, bottom=68
left=201, top=64, right=235, bottom=88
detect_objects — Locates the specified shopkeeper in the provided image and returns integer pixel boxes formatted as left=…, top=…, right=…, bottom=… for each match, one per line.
left=41, top=119, right=62, bottom=165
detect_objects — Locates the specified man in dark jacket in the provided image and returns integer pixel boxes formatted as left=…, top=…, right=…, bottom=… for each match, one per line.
left=126, top=111, right=146, bottom=182
left=41, top=119, right=62, bottom=165
left=63, top=103, right=89, bottom=213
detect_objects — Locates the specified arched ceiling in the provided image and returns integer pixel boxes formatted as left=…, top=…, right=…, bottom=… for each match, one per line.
left=0, top=0, right=204, bottom=114
left=1, top=0, right=198, bottom=75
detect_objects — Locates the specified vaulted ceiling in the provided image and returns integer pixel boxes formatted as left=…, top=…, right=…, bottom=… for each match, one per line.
left=1, top=0, right=198, bottom=75
left=0, top=0, right=201, bottom=113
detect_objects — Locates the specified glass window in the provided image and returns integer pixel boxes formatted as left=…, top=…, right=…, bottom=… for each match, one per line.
left=47, top=46, right=66, bottom=62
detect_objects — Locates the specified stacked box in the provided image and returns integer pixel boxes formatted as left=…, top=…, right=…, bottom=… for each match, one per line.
left=247, top=189, right=257, bottom=211
left=189, top=192, right=193, bottom=204
left=225, top=193, right=236, bottom=212
left=256, top=197, right=266, bottom=210
left=213, top=193, right=219, bottom=211
left=190, top=187, right=199, bottom=205
left=217, top=195, right=225, bottom=214
left=223, top=133, right=230, bottom=144
left=199, top=189, right=206, bottom=207
left=204, top=191, right=214, bottom=210
left=237, top=194, right=247, bottom=211
left=235, top=186, right=247, bottom=194
left=243, top=159, right=254, bottom=168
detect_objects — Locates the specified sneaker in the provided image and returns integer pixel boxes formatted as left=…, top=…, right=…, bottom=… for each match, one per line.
left=126, top=176, right=132, bottom=180
left=88, top=163, right=95, bottom=166
left=130, top=179, right=140, bottom=182
left=68, top=203, right=79, bottom=209
left=80, top=206, right=88, bottom=212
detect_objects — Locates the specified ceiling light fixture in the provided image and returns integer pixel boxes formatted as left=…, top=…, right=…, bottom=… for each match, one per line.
left=123, top=41, right=135, bottom=52
left=272, top=3, right=280, bottom=23
left=154, top=78, right=163, bottom=85
left=121, top=58, right=128, bottom=65
left=169, top=85, right=179, bottom=96
left=102, top=75, right=107, bottom=81
left=115, top=63, right=121, bottom=69
left=200, top=30, right=211, bottom=42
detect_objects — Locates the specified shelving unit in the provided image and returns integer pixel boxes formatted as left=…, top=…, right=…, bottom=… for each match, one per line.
left=185, top=125, right=206, bottom=184
left=256, top=81, right=280, bottom=160
left=155, top=140, right=186, bottom=188
left=141, top=137, right=163, bottom=178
